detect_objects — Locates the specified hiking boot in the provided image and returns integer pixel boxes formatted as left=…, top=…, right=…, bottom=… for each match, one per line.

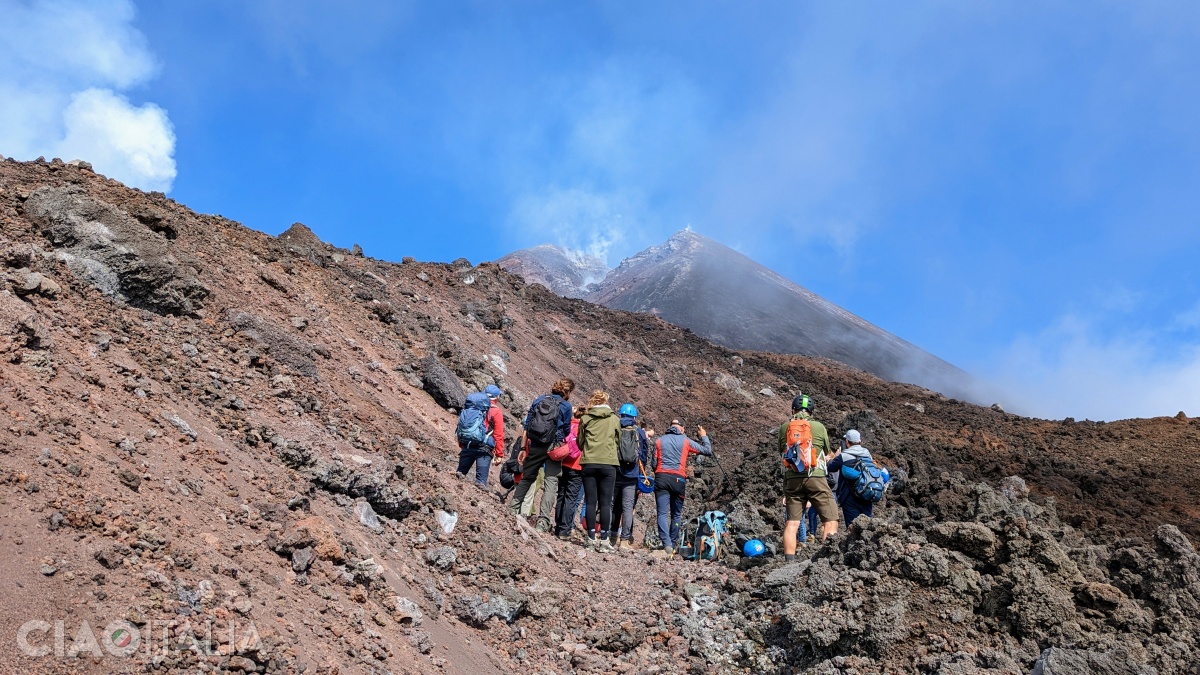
left=584, top=536, right=599, bottom=551
left=597, top=539, right=617, bottom=554
left=535, top=520, right=552, bottom=533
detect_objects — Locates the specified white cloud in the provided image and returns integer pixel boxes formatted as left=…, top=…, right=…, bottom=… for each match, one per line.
left=0, top=0, right=175, bottom=191
left=986, top=314, right=1200, bottom=421
left=57, top=89, right=175, bottom=192
left=508, top=187, right=630, bottom=265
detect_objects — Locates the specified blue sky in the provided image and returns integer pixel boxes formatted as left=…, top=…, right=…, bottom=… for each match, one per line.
left=4, top=1, right=1200, bottom=421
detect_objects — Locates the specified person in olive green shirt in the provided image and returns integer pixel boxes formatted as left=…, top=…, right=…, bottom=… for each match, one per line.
left=778, top=394, right=839, bottom=560
left=578, top=390, right=621, bottom=553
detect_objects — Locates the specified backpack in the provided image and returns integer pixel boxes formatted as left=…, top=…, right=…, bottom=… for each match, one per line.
left=456, top=392, right=492, bottom=446
left=850, top=457, right=886, bottom=503
left=499, top=463, right=517, bottom=489
left=684, top=511, right=728, bottom=561
left=525, top=395, right=561, bottom=446
left=782, top=418, right=819, bottom=474
left=617, top=426, right=640, bottom=471
left=548, top=420, right=581, bottom=462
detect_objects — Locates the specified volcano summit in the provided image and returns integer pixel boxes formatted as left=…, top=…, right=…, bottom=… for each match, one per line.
left=500, top=231, right=976, bottom=400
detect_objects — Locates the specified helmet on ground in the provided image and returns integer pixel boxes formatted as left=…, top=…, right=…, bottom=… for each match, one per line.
left=619, top=403, right=639, bottom=417
left=791, top=394, right=813, bottom=412
left=743, top=539, right=765, bottom=557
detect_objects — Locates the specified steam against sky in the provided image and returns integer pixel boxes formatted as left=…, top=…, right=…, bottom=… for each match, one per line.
left=5, top=1, right=1200, bottom=420
left=0, top=0, right=175, bottom=191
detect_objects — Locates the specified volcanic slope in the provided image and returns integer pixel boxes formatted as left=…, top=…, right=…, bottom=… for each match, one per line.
left=503, top=230, right=978, bottom=400
left=0, top=157, right=1197, bottom=673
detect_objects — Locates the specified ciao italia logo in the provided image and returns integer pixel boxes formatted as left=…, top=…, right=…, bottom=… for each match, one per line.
left=17, top=618, right=260, bottom=659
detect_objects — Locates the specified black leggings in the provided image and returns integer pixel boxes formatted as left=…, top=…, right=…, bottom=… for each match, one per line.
left=581, top=464, right=618, bottom=538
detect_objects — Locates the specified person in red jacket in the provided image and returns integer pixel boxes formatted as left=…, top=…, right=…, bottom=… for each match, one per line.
left=456, top=385, right=505, bottom=486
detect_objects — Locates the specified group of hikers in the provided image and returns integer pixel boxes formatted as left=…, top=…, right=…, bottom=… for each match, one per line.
left=454, top=378, right=888, bottom=558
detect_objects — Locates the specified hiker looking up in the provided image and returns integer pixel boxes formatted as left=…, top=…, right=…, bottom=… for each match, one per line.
left=827, top=429, right=885, bottom=525
left=779, top=394, right=839, bottom=560
left=454, top=385, right=505, bottom=487
left=553, top=406, right=586, bottom=540
left=610, top=403, right=651, bottom=549
left=653, top=419, right=713, bottom=554
left=510, top=378, right=574, bottom=532
left=578, top=391, right=621, bottom=553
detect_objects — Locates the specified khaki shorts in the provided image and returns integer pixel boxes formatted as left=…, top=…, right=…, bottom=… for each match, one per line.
left=784, top=475, right=838, bottom=523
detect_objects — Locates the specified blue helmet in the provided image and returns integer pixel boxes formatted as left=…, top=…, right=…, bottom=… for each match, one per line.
left=619, top=403, right=639, bottom=417
left=743, top=539, right=765, bottom=557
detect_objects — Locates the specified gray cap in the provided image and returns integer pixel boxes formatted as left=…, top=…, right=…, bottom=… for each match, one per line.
left=843, top=429, right=861, bottom=444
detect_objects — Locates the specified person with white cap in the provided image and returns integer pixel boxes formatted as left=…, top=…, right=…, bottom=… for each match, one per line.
left=826, top=429, right=884, bottom=524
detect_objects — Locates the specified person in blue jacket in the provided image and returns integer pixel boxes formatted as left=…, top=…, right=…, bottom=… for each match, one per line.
left=609, top=403, right=651, bottom=549
left=825, top=429, right=884, bottom=524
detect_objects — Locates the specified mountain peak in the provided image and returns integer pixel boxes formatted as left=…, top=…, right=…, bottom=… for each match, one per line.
left=494, top=244, right=608, bottom=298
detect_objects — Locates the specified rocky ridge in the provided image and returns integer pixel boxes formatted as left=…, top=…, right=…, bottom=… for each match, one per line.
left=0, top=157, right=1196, bottom=673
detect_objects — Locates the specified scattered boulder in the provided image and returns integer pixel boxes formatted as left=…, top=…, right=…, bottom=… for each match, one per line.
left=452, top=592, right=524, bottom=627
left=425, top=546, right=457, bottom=571
left=273, top=517, right=344, bottom=563
left=24, top=186, right=208, bottom=314
left=418, top=355, right=466, bottom=410
left=291, top=547, right=315, bottom=574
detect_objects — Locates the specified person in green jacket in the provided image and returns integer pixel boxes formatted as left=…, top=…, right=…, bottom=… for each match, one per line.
left=778, top=394, right=839, bottom=561
left=578, top=390, right=621, bottom=553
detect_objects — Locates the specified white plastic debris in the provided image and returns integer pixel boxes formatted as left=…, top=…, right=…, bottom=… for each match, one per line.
left=435, top=509, right=458, bottom=534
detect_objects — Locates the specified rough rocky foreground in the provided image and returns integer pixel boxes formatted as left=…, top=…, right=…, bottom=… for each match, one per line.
left=0, top=157, right=1197, bottom=674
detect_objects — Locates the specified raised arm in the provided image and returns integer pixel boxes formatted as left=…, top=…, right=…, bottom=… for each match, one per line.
left=689, top=428, right=713, bottom=457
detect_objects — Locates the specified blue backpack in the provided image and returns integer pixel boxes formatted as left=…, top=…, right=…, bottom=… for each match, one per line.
left=456, top=392, right=492, bottom=446
left=686, top=511, right=728, bottom=561
left=843, top=457, right=886, bottom=503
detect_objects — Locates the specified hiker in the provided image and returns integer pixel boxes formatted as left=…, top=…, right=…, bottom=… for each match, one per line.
left=609, top=404, right=651, bottom=548
left=779, top=394, right=839, bottom=560
left=553, top=406, right=586, bottom=540
left=827, top=429, right=885, bottom=524
left=796, top=500, right=820, bottom=545
left=653, top=419, right=713, bottom=553
left=455, top=385, right=505, bottom=486
left=510, top=378, right=574, bottom=532
left=578, top=391, right=621, bottom=552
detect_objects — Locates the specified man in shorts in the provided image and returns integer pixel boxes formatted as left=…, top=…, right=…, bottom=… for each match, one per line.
left=778, top=394, right=838, bottom=561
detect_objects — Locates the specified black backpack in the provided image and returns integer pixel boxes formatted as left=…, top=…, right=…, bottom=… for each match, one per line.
left=617, top=426, right=640, bottom=471
left=525, top=395, right=561, bottom=446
